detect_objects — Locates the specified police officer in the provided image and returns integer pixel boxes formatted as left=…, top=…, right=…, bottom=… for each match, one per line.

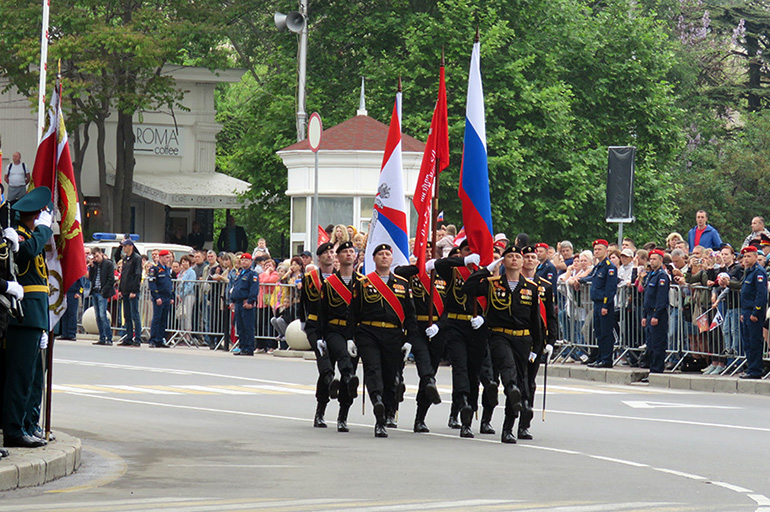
left=2, top=186, right=52, bottom=448
left=739, top=245, right=767, bottom=379
left=463, top=246, right=542, bottom=444
left=520, top=245, right=558, bottom=440
left=147, top=249, right=174, bottom=348
left=346, top=243, right=418, bottom=438
left=317, top=241, right=360, bottom=432
left=300, top=242, right=337, bottom=428
left=230, top=253, right=259, bottom=356
left=535, top=243, right=558, bottom=291
left=580, top=239, right=618, bottom=368
left=434, top=240, right=486, bottom=438
left=642, top=249, right=670, bottom=374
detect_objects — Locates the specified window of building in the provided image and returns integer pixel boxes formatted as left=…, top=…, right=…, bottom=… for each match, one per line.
left=292, top=197, right=307, bottom=234
left=315, top=197, right=354, bottom=228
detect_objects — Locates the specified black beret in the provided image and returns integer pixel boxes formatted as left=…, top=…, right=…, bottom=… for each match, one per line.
left=336, top=241, right=354, bottom=253
left=502, top=245, right=522, bottom=256
left=459, top=239, right=469, bottom=249
left=520, top=246, right=536, bottom=255
left=316, top=242, right=334, bottom=256
left=448, top=247, right=461, bottom=257
left=372, top=243, right=392, bottom=256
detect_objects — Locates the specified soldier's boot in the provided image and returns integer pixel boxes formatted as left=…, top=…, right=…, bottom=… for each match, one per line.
left=448, top=400, right=461, bottom=429
left=413, top=403, right=430, bottom=433
left=423, top=376, right=441, bottom=405
left=501, top=412, right=517, bottom=444
left=313, top=402, right=328, bottom=428
left=518, top=400, right=534, bottom=440
left=347, top=374, right=360, bottom=400
left=504, top=384, right=522, bottom=413
left=373, top=395, right=388, bottom=438
left=385, top=406, right=398, bottom=428
left=337, top=404, right=350, bottom=433
left=459, top=395, right=474, bottom=438
left=480, top=406, right=496, bottom=435
left=395, top=375, right=406, bottom=403
left=328, top=377, right=341, bottom=400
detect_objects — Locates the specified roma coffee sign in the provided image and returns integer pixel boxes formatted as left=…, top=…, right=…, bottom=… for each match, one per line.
left=134, top=125, right=184, bottom=157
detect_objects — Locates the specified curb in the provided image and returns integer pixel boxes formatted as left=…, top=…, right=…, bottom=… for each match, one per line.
left=550, top=363, right=770, bottom=396
left=0, top=431, right=81, bottom=492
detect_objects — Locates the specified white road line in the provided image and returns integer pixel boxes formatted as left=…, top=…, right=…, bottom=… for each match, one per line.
left=245, top=384, right=315, bottom=395
left=749, top=494, right=770, bottom=505
left=547, top=385, right=622, bottom=395
left=0, top=497, right=209, bottom=511
left=167, top=464, right=301, bottom=468
left=52, top=385, right=105, bottom=394
left=708, top=481, right=753, bottom=493
left=510, top=505, right=675, bottom=512
left=178, top=385, right=253, bottom=395
left=315, top=499, right=516, bottom=512
left=588, top=455, right=649, bottom=468
left=550, top=409, right=770, bottom=433
left=650, top=468, right=707, bottom=480
left=102, top=385, right=181, bottom=395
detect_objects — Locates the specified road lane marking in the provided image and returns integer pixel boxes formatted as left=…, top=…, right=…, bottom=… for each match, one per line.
left=623, top=401, right=740, bottom=410
left=244, top=384, right=316, bottom=394
left=144, top=385, right=215, bottom=395
left=708, top=481, right=753, bottom=493
left=65, top=385, right=135, bottom=394
left=549, top=409, right=770, bottom=433
left=52, top=385, right=105, bottom=394
left=588, top=455, right=648, bottom=468
left=650, top=468, right=707, bottom=480
left=102, top=385, right=182, bottom=395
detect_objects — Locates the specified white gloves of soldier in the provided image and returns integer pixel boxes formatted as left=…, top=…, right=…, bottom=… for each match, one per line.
left=470, top=315, right=485, bottom=330
left=543, top=344, right=554, bottom=362
left=34, top=208, right=53, bottom=228
left=425, top=259, right=436, bottom=273
left=317, top=339, right=327, bottom=357
left=464, top=253, right=481, bottom=267
left=40, top=331, right=48, bottom=350
left=401, top=342, right=412, bottom=362
left=425, top=324, right=439, bottom=339
left=347, top=339, right=358, bottom=358
left=487, top=257, right=504, bottom=273
left=529, top=352, right=538, bottom=362
left=3, top=227, right=19, bottom=252
left=5, top=281, right=23, bottom=300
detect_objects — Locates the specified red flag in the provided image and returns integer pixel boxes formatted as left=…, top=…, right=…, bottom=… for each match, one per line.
left=413, top=65, right=449, bottom=275
left=31, top=89, right=87, bottom=326
left=317, top=225, right=330, bottom=246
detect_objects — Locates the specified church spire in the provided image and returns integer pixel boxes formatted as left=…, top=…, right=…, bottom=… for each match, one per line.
left=356, top=77, right=367, bottom=116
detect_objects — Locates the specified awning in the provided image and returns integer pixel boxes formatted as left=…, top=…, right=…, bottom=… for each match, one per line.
left=108, top=172, right=251, bottom=209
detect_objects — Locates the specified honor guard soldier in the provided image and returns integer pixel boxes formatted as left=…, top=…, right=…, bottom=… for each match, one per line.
left=462, top=245, right=542, bottom=444
left=739, top=246, right=767, bottom=379
left=580, top=239, right=618, bottom=368
left=147, top=249, right=174, bottom=348
left=641, top=249, right=670, bottom=374
left=433, top=241, right=486, bottom=438
left=317, top=241, right=360, bottom=432
left=300, top=242, right=337, bottom=428
left=521, top=245, right=558, bottom=440
left=2, top=186, right=52, bottom=448
left=230, top=253, right=259, bottom=356
left=394, top=257, right=444, bottom=433
left=346, top=243, right=419, bottom=438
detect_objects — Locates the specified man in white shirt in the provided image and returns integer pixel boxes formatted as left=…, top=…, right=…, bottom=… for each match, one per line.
left=3, top=152, right=30, bottom=203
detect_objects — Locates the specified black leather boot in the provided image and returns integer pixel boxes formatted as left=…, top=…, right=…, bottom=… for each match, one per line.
left=413, top=403, right=430, bottom=433
left=337, top=405, right=350, bottom=433
left=424, top=376, right=441, bottom=405
left=480, top=406, right=495, bottom=434
left=501, top=413, right=517, bottom=444
left=313, top=402, right=328, bottom=428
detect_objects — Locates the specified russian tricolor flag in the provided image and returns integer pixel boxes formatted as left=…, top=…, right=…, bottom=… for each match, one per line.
left=459, top=38, right=494, bottom=265
left=365, top=88, right=410, bottom=272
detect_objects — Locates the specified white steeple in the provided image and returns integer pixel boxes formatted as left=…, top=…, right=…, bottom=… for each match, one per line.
left=356, top=77, right=367, bottom=116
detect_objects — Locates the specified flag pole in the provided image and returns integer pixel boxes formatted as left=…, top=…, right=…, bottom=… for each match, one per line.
left=428, top=49, right=445, bottom=325
left=37, top=0, right=51, bottom=142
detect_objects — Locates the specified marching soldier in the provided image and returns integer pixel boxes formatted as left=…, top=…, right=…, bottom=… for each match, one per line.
left=147, top=249, right=174, bottom=348
left=520, top=245, right=558, bottom=440
left=580, top=239, right=618, bottom=368
left=300, top=242, right=337, bottom=428
left=433, top=241, right=486, bottom=438
left=317, top=241, right=360, bottom=432
left=346, top=244, right=418, bottom=438
left=462, top=246, right=542, bottom=444
left=229, top=253, right=259, bottom=356
left=2, top=187, right=52, bottom=448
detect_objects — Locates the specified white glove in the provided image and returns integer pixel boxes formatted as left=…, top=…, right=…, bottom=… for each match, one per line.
left=470, top=315, right=485, bottom=330
left=401, top=342, right=412, bottom=362
left=3, top=227, right=19, bottom=252
left=40, top=331, right=48, bottom=350
left=425, top=324, right=439, bottom=339
left=464, top=253, right=481, bottom=267
left=543, top=344, right=554, bottom=362
left=347, top=339, right=358, bottom=358
left=529, top=351, right=538, bottom=363
left=425, top=259, right=436, bottom=273
left=5, top=281, right=23, bottom=300
left=316, top=339, right=327, bottom=357
left=34, top=208, right=53, bottom=228
left=487, top=257, right=504, bottom=273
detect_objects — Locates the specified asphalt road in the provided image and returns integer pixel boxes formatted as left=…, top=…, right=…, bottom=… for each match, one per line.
left=2, top=340, right=769, bottom=512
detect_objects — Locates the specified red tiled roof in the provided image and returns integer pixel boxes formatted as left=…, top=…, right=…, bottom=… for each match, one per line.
left=279, top=115, right=425, bottom=152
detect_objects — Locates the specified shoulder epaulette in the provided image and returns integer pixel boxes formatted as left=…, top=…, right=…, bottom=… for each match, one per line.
left=393, top=274, right=408, bottom=282
left=488, top=275, right=502, bottom=282
left=524, top=277, right=539, bottom=286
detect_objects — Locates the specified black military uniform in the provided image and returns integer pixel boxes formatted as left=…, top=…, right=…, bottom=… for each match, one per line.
left=317, top=241, right=360, bottom=432
left=299, top=242, right=336, bottom=428
left=394, top=264, right=444, bottom=432
left=2, top=187, right=53, bottom=448
left=462, top=246, right=543, bottom=444
left=346, top=244, right=419, bottom=438
left=434, top=249, right=487, bottom=438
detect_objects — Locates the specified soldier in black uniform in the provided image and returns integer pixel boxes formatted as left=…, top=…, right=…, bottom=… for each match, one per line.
left=147, top=249, right=174, bottom=348
left=2, top=187, right=53, bottom=448
left=394, top=256, right=444, bottom=433
left=434, top=240, right=486, bottom=438
left=521, top=245, right=558, bottom=440
left=299, top=242, right=337, bottom=428
left=463, top=245, right=542, bottom=444
left=317, top=241, right=360, bottom=432
left=346, top=243, right=418, bottom=438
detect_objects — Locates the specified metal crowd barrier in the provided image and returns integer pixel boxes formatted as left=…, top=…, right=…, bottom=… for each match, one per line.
left=555, top=280, right=769, bottom=376
left=77, top=280, right=302, bottom=351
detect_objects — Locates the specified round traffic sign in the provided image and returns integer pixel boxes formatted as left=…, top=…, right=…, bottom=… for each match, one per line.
left=308, top=112, right=322, bottom=152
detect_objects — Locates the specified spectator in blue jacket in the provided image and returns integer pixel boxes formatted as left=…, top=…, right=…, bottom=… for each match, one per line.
left=687, top=210, right=723, bottom=252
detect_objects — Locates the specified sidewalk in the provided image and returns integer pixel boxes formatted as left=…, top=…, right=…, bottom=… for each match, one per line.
left=0, top=431, right=81, bottom=492
left=548, top=363, right=770, bottom=395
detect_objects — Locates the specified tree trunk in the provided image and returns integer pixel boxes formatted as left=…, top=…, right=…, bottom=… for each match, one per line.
left=114, top=109, right=135, bottom=233
left=71, top=117, right=90, bottom=206
left=95, top=110, right=112, bottom=232
left=746, top=36, right=762, bottom=112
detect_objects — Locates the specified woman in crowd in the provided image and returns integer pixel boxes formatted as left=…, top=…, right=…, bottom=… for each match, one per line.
left=177, top=255, right=197, bottom=344
left=666, top=232, right=684, bottom=251
left=559, top=250, right=595, bottom=353
left=256, top=258, right=280, bottom=353
left=330, top=224, right=349, bottom=250
left=270, top=256, right=304, bottom=349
